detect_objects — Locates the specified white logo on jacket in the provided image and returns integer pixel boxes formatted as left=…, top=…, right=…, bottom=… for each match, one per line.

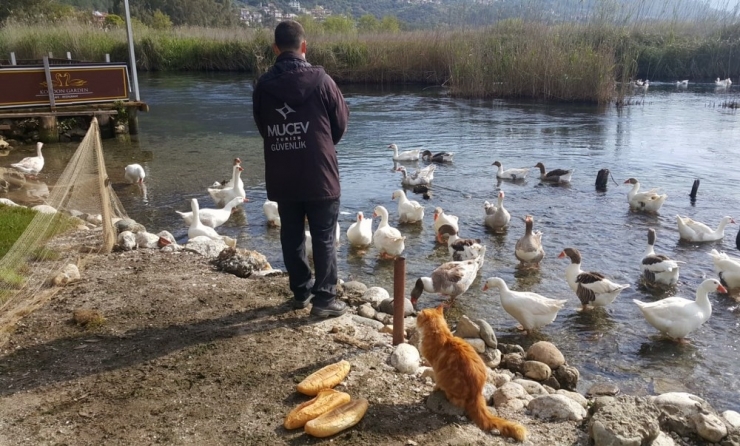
left=276, top=102, right=296, bottom=120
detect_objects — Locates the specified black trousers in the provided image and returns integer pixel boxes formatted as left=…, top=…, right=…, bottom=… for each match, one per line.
left=277, top=198, right=339, bottom=306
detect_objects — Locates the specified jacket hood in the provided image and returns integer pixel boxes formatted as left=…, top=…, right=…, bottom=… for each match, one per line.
left=257, top=52, right=326, bottom=107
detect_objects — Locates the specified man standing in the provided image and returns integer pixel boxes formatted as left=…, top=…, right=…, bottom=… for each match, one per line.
left=253, top=20, right=349, bottom=317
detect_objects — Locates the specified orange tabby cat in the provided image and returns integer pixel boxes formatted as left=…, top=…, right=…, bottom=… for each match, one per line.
left=417, top=305, right=527, bottom=441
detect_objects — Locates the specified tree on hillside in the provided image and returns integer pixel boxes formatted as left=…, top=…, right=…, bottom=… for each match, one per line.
left=322, top=15, right=355, bottom=33
left=111, top=0, right=238, bottom=27
left=1, top=0, right=75, bottom=23
left=357, top=14, right=379, bottom=32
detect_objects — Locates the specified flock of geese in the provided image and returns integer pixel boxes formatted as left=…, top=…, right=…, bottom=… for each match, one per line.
left=5, top=135, right=738, bottom=344
left=334, top=143, right=736, bottom=344
left=123, top=142, right=738, bottom=344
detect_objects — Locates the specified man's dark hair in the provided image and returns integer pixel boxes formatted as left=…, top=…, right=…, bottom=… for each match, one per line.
left=274, top=20, right=305, bottom=52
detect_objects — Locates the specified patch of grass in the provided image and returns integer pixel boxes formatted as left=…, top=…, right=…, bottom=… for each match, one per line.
left=0, top=205, right=38, bottom=259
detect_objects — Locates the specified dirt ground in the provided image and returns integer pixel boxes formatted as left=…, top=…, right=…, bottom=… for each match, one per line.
left=0, top=247, right=590, bottom=446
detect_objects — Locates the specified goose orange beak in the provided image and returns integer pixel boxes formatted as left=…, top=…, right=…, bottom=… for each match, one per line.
left=557, top=251, right=566, bottom=258
left=482, top=284, right=489, bottom=291
left=717, top=284, right=728, bottom=294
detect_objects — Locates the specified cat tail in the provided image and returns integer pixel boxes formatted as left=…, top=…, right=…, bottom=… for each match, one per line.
left=465, top=395, right=527, bottom=442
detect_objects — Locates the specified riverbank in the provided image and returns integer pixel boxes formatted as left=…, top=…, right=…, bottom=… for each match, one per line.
left=2, top=20, right=740, bottom=103
left=0, top=228, right=739, bottom=445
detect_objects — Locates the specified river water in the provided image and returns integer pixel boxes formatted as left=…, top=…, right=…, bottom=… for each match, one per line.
left=6, top=74, right=740, bottom=411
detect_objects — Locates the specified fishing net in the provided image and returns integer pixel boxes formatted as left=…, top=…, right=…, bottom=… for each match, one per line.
left=0, top=118, right=126, bottom=346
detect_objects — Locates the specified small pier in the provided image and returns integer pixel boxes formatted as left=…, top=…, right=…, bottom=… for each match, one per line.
left=0, top=52, right=147, bottom=143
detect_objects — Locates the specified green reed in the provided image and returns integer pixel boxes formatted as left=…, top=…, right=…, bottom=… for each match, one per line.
left=1, top=19, right=739, bottom=103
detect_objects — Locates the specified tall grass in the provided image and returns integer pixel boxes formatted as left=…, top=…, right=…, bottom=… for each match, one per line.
left=1, top=19, right=740, bottom=103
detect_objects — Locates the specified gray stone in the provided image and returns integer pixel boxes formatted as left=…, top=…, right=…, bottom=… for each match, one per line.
left=493, top=381, right=529, bottom=411
left=390, top=343, right=420, bottom=374
left=358, top=303, right=377, bottom=319
left=514, top=379, right=548, bottom=396
left=588, top=395, right=661, bottom=446
left=557, top=389, right=588, bottom=408
left=52, top=263, right=81, bottom=286
left=378, top=297, right=415, bottom=317
left=475, top=318, right=497, bottom=349
left=85, top=213, right=103, bottom=225
left=361, top=287, right=389, bottom=306
left=425, top=390, right=465, bottom=417
left=651, top=392, right=728, bottom=442
left=528, top=394, right=587, bottom=421
left=722, top=410, right=740, bottom=429
left=463, top=338, right=486, bottom=353
left=184, top=236, right=228, bottom=259
left=587, top=383, right=620, bottom=397
left=652, top=432, right=676, bottom=446
left=722, top=431, right=740, bottom=446
left=161, top=244, right=182, bottom=253
left=499, top=343, right=525, bottom=354
left=483, top=383, right=496, bottom=405
left=479, top=348, right=502, bottom=369
left=501, top=353, right=525, bottom=374
left=543, top=376, right=561, bottom=390
left=489, top=371, right=511, bottom=388
left=341, top=281, right=368, bottom=297
left=117, top=231, right=136, bottom=251
left=526, top=341, right=565, bottom=369
left=135, top=231, right=160, bottom=249
left=691, top=411, right=727, bottom=443
left=210, top=247, right=272, bottom=277
left=553, top=364, right=579, bottom=391
left=523, top=360, right=552, bottom=381
left=352, top=315, right=384, bottom=330
left=453, top=315, right=480, bottom=338
left=374, top=311, right=393, bottom=325
left=115, top=218, right=146, bottom=234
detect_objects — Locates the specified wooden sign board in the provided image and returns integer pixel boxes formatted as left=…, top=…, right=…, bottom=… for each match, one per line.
left=0, top=64, right=130, bottom=108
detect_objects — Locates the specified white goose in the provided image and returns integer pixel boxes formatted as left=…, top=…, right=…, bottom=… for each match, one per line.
left=559, top=247, right=630, bottom=309
left=677, top=215, right=735, bottom=242
left=624, top=178, right=667, bottom=212
left=177, top=196, right=242, bottom=228
left=304, top=222, right=341, bottom=258
left=634, top=279, right=726, bottom=342
left=214, top=158, right=244, bottom=189
left=346, top=211, right=373, bottom=248
left=373, top=205, right=405, bottom=259
left=388, top=143, right=421, bottom=161
left=483, top=277, right=567, bottom=333
left=641, top=228, right=680, bottom=288
left=392, top=189, right=424, bottom=223
left=484, top=191, right=510, bottom=233
left=716, top=78, right=732, bottom=88
left=433, top=207, right=459, bottom=243
left=397, top=165, right=435, bottom=187
left=187, top=198, right=222, bottom=241
left=11, top=142, right=44, bottom=176
left=676, top=80, right=689, bottom=87
left=534, top=162, right=573, bottom=183
left=263, top=199, right=280, bottom=227
left=410, top=249, right=485, bottom=308
left=421, top=150, right=454, bottom=163
left=492, top=160, right=529, bottom=180
left=208, top=164, right=247, bottom=207
left=515, top=215, right=544, bottom=267
left=708, top=249, right=740, bottom=290
left=124, top=163, right=146, bottom=183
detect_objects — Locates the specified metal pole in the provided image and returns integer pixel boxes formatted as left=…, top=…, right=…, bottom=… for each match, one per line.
left=392, top=256, right=406, bottom=346
left=105, top=54, right=110, bottom=63
left=43, top=56, right=56, bottom=110
left=48, top=52, right=53, bottom=59
left=10, top=52, right=16, bottom=65
left=123, top=0, right=141, bottom=101
left=66, top=51, right=72, bottom=60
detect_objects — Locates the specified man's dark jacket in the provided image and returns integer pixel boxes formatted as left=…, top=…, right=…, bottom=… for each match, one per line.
left=253, top=51, right=349, bottom=202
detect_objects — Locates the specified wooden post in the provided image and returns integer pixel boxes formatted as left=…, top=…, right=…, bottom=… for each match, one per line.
left=105, top=54, right=111, bottom=63
left=393, top=256, right=406, bottom=346
left=595, top=168, right=609, bottom=191
left=48, top=52, right=53, bottom=59
left=66, top=51, right=72, bottom=60
left=39, top=116, right=59, bottom=143
left=10, top=52, right=16, bottom=65
left=127, top=106, right=139, bottom=135
left=689, top=179, right=700, bottom=202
